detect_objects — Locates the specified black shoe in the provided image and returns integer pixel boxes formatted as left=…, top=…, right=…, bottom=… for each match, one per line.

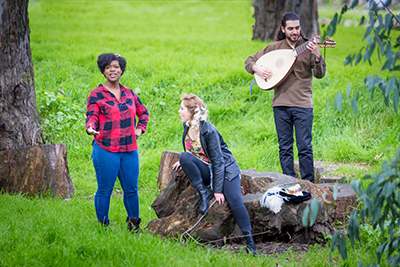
left=243, top=232, right=256, bottom=256
left=195, top=184, right=212, bottom=215
left=127, top=217, right=141, bottom=233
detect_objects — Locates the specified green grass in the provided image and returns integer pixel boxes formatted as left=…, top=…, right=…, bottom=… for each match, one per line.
left=0, top=0, right=399, bottom=266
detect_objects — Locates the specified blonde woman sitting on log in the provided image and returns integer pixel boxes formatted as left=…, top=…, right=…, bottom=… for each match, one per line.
left=172, top=93, right=256, bottom=255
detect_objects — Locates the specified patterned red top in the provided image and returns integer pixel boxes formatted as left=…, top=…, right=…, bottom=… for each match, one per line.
left=184, top=134, right=210, bottom=164
left=86, top=84, right=149, bottom=152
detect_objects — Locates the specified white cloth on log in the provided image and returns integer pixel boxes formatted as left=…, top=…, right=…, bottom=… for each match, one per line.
left=260, top=184, right=306, bottom=214
left=260, top=186, right=285, bottom=214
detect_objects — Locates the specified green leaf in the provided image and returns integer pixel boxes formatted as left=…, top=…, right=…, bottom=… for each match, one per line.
left=338, top=234, right=348, bottom=259
left=387, top=77, right=397, bottom=96
left=395, top=36, right=400, bottom=48
left=344, top=55, right=353, bottom=65
left=377, top=243, right=387, bottom=262
left=364, top=25, right=373, bottom=39
left=335, top=92, right=343, bottom=112
left=359, top=15, right=365, bottom=25
left=384, top=14, right=393, bottom=33
left=348, top=211, right=360, bottom=248
left=383, top=182, right=396, bottom=198
left=393, top=80, right=399, bottom=113
left=331, top=231, right=338, bottom=252
left=363, top=41, right=376, bottom=62
left=333, top=184, right=339, bottom=200
left=346, top=84, right=351, bottom=97
left=365, top=75, right=381, bottom=92
left=378, top=81, right=390, bottom=106
left=382, top=46, right=394, bottom=70
left=302, top=205, right=310, bottom=227
left=339, top=6, right=348, bottom=23
left=355, top=51, right=362, bottom=65
left=350, top=0, right=359, bottom=8
left=382, top=59, right=392, bottom=71
left=377, top=14, right=384, bottom=32
left=351, top=180, right=362, bottom=196
left=374, top=31, right=385, bottom=56
left=326, top=13, right=339, bottom=37
left=372, top=204, right=382, bottom=225
left=309, top=198, right=320, bottom=226
left=351, top=96, right=358, bottom=113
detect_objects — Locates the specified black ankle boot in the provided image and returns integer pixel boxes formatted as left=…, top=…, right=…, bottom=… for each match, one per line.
left=127, top=217, right=141, bottom=233
left=195, top=184, right=211, bottom=215
left=243, top=232, right=256, bottom=256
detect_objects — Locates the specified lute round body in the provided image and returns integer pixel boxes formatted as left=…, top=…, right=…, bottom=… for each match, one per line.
left=254, top=49, right=297, bottom=90
left=253, top=39, right=336, bottom=90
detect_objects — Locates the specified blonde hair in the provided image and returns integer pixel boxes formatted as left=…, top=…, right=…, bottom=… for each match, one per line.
left=181, top=94, right=208, bottom=125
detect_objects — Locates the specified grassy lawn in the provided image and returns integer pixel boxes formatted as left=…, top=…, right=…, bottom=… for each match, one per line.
left=0, top=0, right=399, bottom=266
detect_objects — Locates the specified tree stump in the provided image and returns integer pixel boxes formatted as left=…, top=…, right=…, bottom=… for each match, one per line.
left=157, top=151, right=180, bottom=191
left=0, top=144, right=74, bottom=198
left=147, top=151, right=357, bottom=245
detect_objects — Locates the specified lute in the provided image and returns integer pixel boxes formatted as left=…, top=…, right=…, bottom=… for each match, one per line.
left=254, top=38, right=336, bottom=90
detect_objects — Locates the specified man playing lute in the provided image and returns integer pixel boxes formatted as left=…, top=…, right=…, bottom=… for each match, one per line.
left=245, top=12, right=326, bottom=182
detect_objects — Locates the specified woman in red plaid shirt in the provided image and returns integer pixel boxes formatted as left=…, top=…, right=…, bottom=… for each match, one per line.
left=86, top=53, right=149, bottom=232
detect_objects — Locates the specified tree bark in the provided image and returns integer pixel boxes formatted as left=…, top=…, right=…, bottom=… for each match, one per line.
left=0, top=0, right=43, bottom=149
left=0, top=0, right=74, bottom=198
left=252, top=0, right=320, bottom=41
left=157, top=151, right=180, bottom=191
left=0, top=144, right=74, bottom=198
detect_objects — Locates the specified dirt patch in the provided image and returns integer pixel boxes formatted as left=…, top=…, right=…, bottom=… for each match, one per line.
left=223, top=241, right=309, bottom=255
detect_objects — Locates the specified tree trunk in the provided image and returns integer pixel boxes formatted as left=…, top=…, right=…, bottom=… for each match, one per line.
left=0, top=0, right=74, bottom=198
left=0, top=0, right=43, bottom=149
left=252, top=0, right=320, bottom=41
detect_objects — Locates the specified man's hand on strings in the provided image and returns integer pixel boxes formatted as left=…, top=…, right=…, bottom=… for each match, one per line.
left=307, top=35, right=321, bottom=59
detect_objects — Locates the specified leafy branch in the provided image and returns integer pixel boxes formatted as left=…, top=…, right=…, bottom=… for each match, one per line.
left=330, top=148, right=400, bottom=266
left=323, top=0, right=400, bottom=113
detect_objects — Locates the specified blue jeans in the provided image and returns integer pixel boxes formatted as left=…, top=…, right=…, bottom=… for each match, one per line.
left=92, top=142, right=140, bottom=224
left=179, top=152, right=252, bottom=234
left=273, top=106, right=314, bottom=182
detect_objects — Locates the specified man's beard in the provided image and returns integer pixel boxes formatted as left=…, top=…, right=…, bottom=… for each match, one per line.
left=287, top=34, right=300, bottom=43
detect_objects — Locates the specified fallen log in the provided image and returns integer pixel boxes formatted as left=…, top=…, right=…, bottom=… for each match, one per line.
left=148, top=151, right=357, bottom=245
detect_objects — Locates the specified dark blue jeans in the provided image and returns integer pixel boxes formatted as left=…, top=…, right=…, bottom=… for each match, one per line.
left=273, top=106, right=314, bottom=182
left=179, top=152, right=252, bottom=234
left=92, top=142, right=140, bottom=224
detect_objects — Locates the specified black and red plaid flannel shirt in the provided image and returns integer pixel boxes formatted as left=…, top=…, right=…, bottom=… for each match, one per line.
left=86, top=84, right=149, bottom=152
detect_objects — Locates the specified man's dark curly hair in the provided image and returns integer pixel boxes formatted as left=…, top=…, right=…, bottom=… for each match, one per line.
left=276, top=12, right=304, bottom=41
left=97, top=53, right=127, bottom=74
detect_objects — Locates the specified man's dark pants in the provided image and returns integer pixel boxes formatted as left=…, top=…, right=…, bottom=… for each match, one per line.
left=273, top=106, right=314, bottom=182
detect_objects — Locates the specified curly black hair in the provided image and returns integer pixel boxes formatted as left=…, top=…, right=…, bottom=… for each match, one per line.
left=97, top=53, right=127, bottom=74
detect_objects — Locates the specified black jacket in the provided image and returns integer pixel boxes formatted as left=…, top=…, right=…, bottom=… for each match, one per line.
left=182, top=121, right=240, bottom=193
